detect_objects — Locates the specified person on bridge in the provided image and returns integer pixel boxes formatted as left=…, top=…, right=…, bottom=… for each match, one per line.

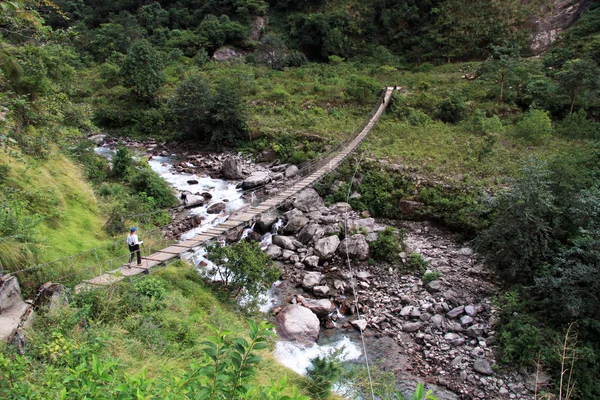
left=126, top=227, right=143, bottom=267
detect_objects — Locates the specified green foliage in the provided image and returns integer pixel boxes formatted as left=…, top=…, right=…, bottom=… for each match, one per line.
left=346, top=75, right=381, bottom=104
left=370, top=226, right=404, bottom=262
left=477, top=41, right=523, bottom=103
left=514, top=109, right=553, bottom=144
left=555, top=58, right=600, bottom=114
left=475, top=159, right=555, bottom=283
left=409, top=252, right=428, bottom=273
left=69, top=140, right=109, bottom=184
left=435, top=93, right=467, bottom=124
left=129, top=167, right=178, bottom=208
left=135, top=277, right=167, bottom=301
left=110, top=145, right=133, bottom=179
left=556, top=109, right=600, bottom=140
left=306, top=357, right=342, bottom=399
left=206, top=240, right=279, bottom=298
left=209, top=79, right=249, bottom=147
left=120, top=40, right=166, bottom=102
left=422, top=271, right=440, bottom=283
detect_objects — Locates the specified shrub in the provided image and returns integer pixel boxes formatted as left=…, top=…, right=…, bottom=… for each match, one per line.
left=306, top=357, right=342, bottom=399
left=436, top=94, right=468, bottom=124
left=557, top=109, right=600, bottom=140
left=345, top=75, right=381, bottom=104
left=110, top=145, right=134, bottom=180
left=464, top=110, right=505, bottom=136
left=128, top=167, right=178, bottom=209
left=422, top=271, right=440, bottom=283
left=134, top=277, right=166, bottom=300
left=406, top=109, right=433, bottom=126
left=285, top=51, right=308, bottom=67
left=514, top=109, right=553, bottom=143
left=410, top=253, right=428, bottom=273
left=370, top=227, right=404, bottom=262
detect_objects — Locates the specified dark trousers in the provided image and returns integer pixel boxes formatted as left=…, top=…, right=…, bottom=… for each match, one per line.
left=128, top=244, right=141, bottom=264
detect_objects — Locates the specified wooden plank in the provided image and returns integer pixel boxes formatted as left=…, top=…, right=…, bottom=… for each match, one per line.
left=178, top=239, right=204, bottom=247
left=160, top=245, right=188, bottom=254
left=145, top=252, right=178, bottom=262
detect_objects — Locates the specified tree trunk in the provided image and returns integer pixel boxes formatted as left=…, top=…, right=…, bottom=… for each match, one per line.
left=499, top=76, right=505, bottom=103
left=570, top=94, right=576, bottom=114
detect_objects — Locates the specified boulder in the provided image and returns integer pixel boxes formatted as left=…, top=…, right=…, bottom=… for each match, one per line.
left=330, top=202, right=352, bottom=213
left=285, top=165, right=299, bottom=178
left=272, top=235, right=297, bottom=251
left=221, top=157, right=244, bottom=179
left=240, top=172, right=271, bottom=190
left=187, top=179, right=199, bottom=185
left=466, top=323, right=487, bottom=338
left=297, top=223, right=323, bottom=244
left=446, top=306, right=465, bottom=319
left=398, top=200, right=422, bottom=215
left=322, top=224, right=341, bottom=236
left=207, top=202, right=226, bottom=214
left=302, top=272, right=323, bottom=289
left=344, top=218, right=376, bottom=233
left=473, top=359, right=494, bottom=376
left=256, top=212, right=279, bottom=233
left=298, top=296, right=336, bottom=316
left=444, top=332, right=466, bottom=346
left=282, top=250, right=295, bottom=260
left=465, top=304, right=477, bottom=317
left=213, top=46, right=243, bottom=62
left=283, top=215, right=309, bottom=234
left=303, top=255, right=320, bottom=268
left=313, top=285, right=330, bottom=296
left=426, top=280, right=443, bottom=292
left=431, top=314, right=445, bottom=329
left=402, top=322, right=423, bottom=333
left=460, top=315, right=474, bottom=325
left=265, top=244, right=282, bottom=259
left=313, top=236, right=340, bottom=260
left=275, top=305, right=320, bottom=344
left=293, top=188, right=324, bottom=212
left=338, top=234, right=370, bottom=261
left=351, top=319, right=368, bottom=331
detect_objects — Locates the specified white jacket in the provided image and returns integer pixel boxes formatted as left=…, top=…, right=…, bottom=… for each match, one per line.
left=126, top=234, right=140, bottom=246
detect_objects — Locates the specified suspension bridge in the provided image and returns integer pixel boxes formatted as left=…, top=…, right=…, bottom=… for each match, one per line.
left=1, top=86, right=397, bottom=340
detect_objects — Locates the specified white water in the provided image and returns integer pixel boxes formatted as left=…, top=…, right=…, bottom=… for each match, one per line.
left=274, top=337, right=362, bottom=376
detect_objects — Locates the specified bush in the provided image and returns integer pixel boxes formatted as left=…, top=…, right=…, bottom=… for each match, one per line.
left=370, top=227, right=404, bottom=262
left=110, top=145, right=134, bottom=180
left=557, top=109, right=600, bottom=140
left=436, top=93, right=468, bottom=124
left=410, top=253, right=428, bottom=273
left=464, top=110, right=505, bottom=136
left=285, top=51, right=308, bottom=67
left=422, top=271, right=440, bottom=283
left=514, top=109, right=553, bottom=143
left=128, top=167, right=177, bottom=209
left=306, top=357, right=342, bottom=399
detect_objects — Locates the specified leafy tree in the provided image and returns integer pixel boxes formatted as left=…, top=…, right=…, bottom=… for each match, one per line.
left=555, top=58, right=600, bottom=114
left=435, top=93, right=467, bottom=124
left=475, top=159, right=556, bottom=283
left=206, top=240, right=279, bottom=298
left=128, top=167, right=178, bottom=209
left=255, top=33, right=288, bottom=70
left=120, top=40, right=165, bottom=103
left=556, top=109, right=600, bottom=140
left=168, top=74, right=213, bottom=139
left=477, top=41, right=522, bottom=103
left=209, top=79, right=249, bottom=147
left=110, top=145, right=133, bottom=179
left=306, top=357, right=342, bottom=399
left=514, top=109, right=553, bottom=143
left=137, top=3, right=169, bottom=33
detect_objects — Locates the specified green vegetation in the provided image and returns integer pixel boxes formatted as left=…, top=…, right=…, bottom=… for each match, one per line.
left=422, top=271, right=440, bottom=284
left=306, top=356, right=342, bottom=399
left=409, top=253, right=429, bottom=274
left=370, top=226, right=404, bottom=262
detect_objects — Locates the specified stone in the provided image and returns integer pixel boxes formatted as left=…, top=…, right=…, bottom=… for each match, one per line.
left=330, top=202, right=352, bottom=213
left=322, top=224, right=341, bottom=236
left=400, top=306, right=413, bottom=317
left=251, top=15, right=267, bottom=41
left=338, top=234, right=370, bottom=261
left=265, top=244, right=282, bottom=259
left=334, top=280, right=345, bottom=291
left=473, top=359, right=494, bottom=376
left=213, top=46, right=242, bottom=62
left=221, top=157, right=244, bottom=179
left=275, top=305, right=320, bottom=344
left=465, top=304, right=477, bottom=317
left=272, top=235, right=296, bottom=250
left=297, top=223, right=323, bottom=244
left=284, top=165, right=299, bottom=178
left=447, top=306, right=465, bottom=319
left=283, top=215, right=309, bottom=234
left=356, top=271, right=372, bottom=280
left=431, top=314, right=445, bottom=329
left=426, top=280, right=443, bottom=292
left=456, top=247, right=474, bottom=256
left=282, top=250, right=295, bottom=260
left=293, top=188, right=324, bottom=212
left=460, top=315, right=474, bottom=325
left=256, top=212, right=279, bottom=233
left=302, top=272, right=323, bottom=289
left=298, top=296, right=336, bottom=316
left=466, top=324, right=487, bottom=338
left=351, top=319, right=368, bottom=331
left=402, top=322, right=423, bottom=333
left=187, top=179, right=199, bottom=185
left=444, top=333, right=466, bottom=346
left=313, top=236, right=340, bottom=260
left=313, top=285, right=330, bottom=296
left=344, top=218, right=376, bottom=233
left=303, top=255, right=320, bottom=268
left=398, top=200, right=422, bottom=215
left=240, top=172, right=271, bottom=190
left=207, top=202, right=226, bottom=214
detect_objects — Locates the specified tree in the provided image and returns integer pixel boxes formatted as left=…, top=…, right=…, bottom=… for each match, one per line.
left=478, top=42, right=522, bottom=103
left=110, top=145, right=133, bottom=179
left=208, top=79, right=248, bottom=147
left=206, top=240, right=279, bottom=298
left=435, top=93, right=467, bottom=124
left=475, top=159, right=556, bottom=283
left=556, top=59, right=600, bottom=114
left=255, top=33, right=288, bottom=70
left=120, top=40, right=165, bottom=103
left=168, top=75, right=213, bottom=139
left=514, top=109, right=553, bottom=144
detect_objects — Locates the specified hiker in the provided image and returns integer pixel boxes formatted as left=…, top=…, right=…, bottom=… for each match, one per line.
left=180, top=192, right=188, bottom=206
left=126, top=227, right=143, bottom=266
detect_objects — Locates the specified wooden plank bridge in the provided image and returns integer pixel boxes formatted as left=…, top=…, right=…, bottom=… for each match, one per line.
left=82, top=86, right=397, bottom=288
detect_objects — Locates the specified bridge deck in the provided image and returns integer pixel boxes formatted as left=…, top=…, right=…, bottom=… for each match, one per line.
left=82, top=87, right=396, bottom=285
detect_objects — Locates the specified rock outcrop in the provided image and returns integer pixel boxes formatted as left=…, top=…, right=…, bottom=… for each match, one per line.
left=275, top=305, right=320, bottom=343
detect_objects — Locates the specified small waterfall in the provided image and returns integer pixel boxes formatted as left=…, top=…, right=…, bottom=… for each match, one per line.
left=260, top=218, right=284, bottom=249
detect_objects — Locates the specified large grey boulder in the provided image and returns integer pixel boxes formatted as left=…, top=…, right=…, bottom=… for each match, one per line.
left=283, top=215, right=309, bottom=234
left=272, top=235, right=297, bottom=250
left=207, top=202, right=226, bottom=214
left=255, top=212, right=279, bottom=234
left=338, top=234, right=370, bottom=260
left=302, top=272, right=323, bottom=289
left=330, top=202, right=352, bottom=213
left=293, top=188, right=324, bottom=212
left=303, top=255, right=320, bottom=268
left=213, top=46, right=242, bottom=62
left=240, top=172, right=271, bottom=190
left=275, top=305, right=320, bottom=344
left=297, top=223, right=323, bottom=244
left=313, top=236, right=340, bottom=260
left=265, top=244, right=282, bottom=259
left=473, top=359, right=494, bottom=376
left=221, top=157, right=244, bottom=179
left=298, top=296, right=336, bottom=316
left=285, top=165, right=299, bottom=178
